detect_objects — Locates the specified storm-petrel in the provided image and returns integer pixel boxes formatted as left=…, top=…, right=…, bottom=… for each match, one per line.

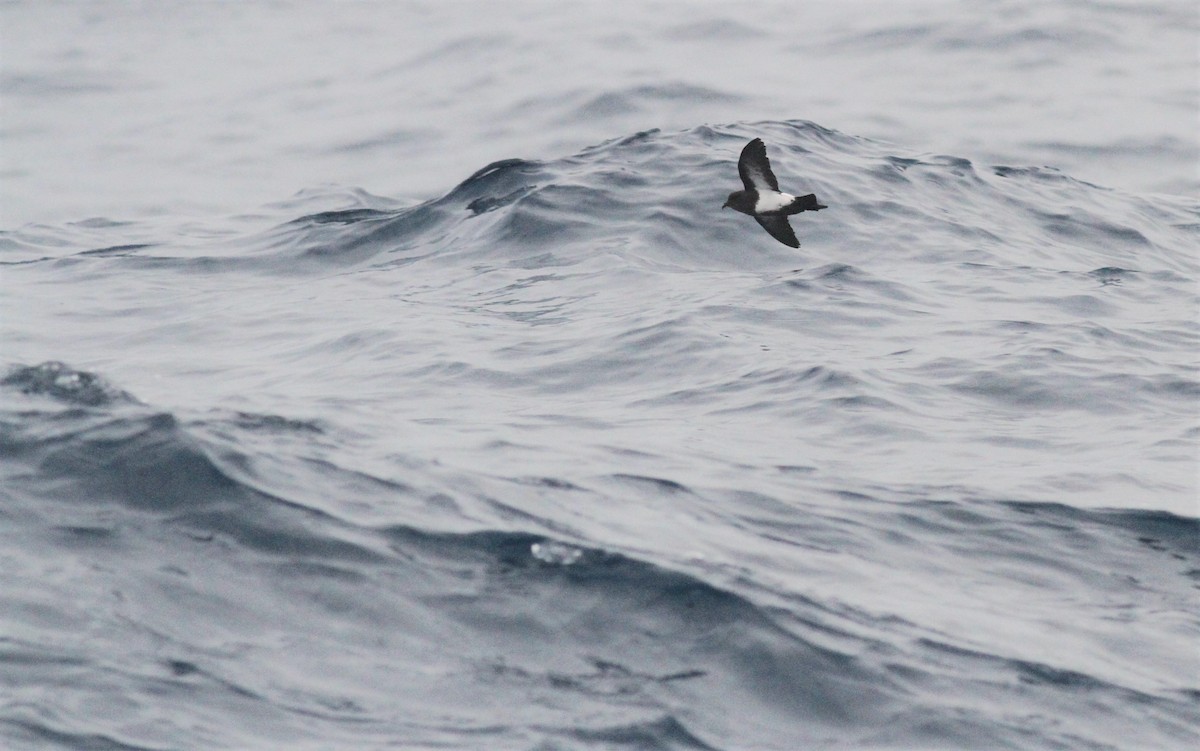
left=722, top=138, right=826, bottom=248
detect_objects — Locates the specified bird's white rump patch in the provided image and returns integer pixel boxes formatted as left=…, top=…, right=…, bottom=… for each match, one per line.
left=754, top=191, right=795, bottom=213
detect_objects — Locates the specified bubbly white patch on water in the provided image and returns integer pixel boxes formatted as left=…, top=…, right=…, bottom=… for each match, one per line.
left=531, top=541, right=584, bottom=565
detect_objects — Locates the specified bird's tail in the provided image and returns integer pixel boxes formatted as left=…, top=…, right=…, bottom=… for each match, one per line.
left=785, top=194, right=827, bottom=214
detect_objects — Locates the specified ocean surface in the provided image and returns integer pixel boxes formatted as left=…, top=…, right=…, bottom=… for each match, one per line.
left=2, top=2, right=1198, bottom=749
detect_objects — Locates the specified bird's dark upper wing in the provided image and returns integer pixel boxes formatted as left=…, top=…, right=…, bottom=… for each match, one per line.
left=755, top=215, right=800, bottom=248
left=738, top=138, right=780, bottom=192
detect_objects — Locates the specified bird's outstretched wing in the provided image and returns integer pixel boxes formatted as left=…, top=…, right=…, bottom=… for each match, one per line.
left=755, top=215, right=799, bottom=248
left=738, top=138, right=780, bottom=192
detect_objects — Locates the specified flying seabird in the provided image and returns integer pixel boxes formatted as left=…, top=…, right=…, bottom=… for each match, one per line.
left=723, top=138, right=826, bottom=248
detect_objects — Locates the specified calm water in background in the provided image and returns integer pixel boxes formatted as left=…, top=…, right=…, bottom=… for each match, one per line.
left=2, top=2, right=1198, bottom=749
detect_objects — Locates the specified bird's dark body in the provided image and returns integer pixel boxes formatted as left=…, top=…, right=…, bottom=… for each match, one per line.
left=722, top=138, right=826, bottom=248
left=723, top=190, right=825, bottom=217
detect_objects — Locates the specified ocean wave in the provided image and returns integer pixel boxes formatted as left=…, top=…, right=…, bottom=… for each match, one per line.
left=4, top=359, right=1199, bottom=749
left=6, top=120, right=1196, bottom=279
left=3, top=117, right=1198, bottom=749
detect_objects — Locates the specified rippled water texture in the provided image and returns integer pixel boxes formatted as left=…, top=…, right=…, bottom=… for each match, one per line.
left=3, top=0, right=1196, bottom=224
left=2, top=2, right=1198, bottom=750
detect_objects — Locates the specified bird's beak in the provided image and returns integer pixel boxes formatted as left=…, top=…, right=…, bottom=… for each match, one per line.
left=721, top=201, right=729, bottom=209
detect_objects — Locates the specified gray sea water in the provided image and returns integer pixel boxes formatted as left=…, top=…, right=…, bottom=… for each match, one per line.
left=2, top=2, right=1198, bottom=749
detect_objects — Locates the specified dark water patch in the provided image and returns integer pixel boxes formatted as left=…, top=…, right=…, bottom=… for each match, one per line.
left=1144, top=268, right=1195, bottom=284
left=0, top=641, right=91, bottom=668
left=935, top=24, right=1110, bottom=52
left=164, top=659, right=199, bottom=677
left=330, top=126, right=435, bottom=155
left=777, top=464, right=817, bottom=475
left=467, top=187, right=533, bottom=215
left=871, top=161, right=915, bottom=185
left=795, top=365, right=864, bottom=390
left=1088, top=266, right=1137, bottom=285
left=71, top=218, right=136, bottom=230
left=230, top=411, right=325, bottom=435
left=444, top=157, right=549, bottom=208
left=1, top=222, right=135, bottom=264
left=884, top=155, right=923, bottom=172
left=541, top=660, right=707, bottom=698
left=820, top=23, right=935, bottom=51
left=979, top=434, right=1054, bottom=450
left=0, top=254, right=56, bottom=267
left=864, top=709, right=1090, bottom=751
left=574, top=127, right=663, bottom=158
left=2, top=361, right=137, bottom=408
left=815, top=262, right=859, bottom=281
left=909, top=632, right=1198, bottom=739
left=2, top=375, right=390, bottom=565
left=1, top=719, right=165, bottom=751
left=264, top=185, right=408, bottom=215
left=779, top=263, right=924, bottom=305
left=176, top=506, right=387, bottom=564
left=0, top=71, right=119, bottom=97
left=559, top=714, right=721, bottom=751
left=255, top=158, right=554, bottom=270
left=6, top=407, right=244, bottom=512
left=992, top=164, right=1103, bottom=189
left=994, top=319, right=1053, bottom=333
left=1092, top=508, right=1200, bottom=557
left=884, top=153, right=979, bottom=182
left=1032, top=292, right=1117, bottom=317
left=1144, top=376, right=1200, bottom=400
left=512, top=475, right=583, bottom=491
left=1014, top=659, right=1110, bottom=690
left=827, top=394, right=900, bottom=411
left=51, top=525, right=118, bottom=545
left=490, top=187, right=613, bottom=251
left=724, top=362, right=859, bottom=391
left=949, top=371, right=1127, bottom=412
left=289, top=207, right=393, bottom=226
left=610, top=473, right=693, bottom=495
left=288, top=205, right=445, bottom=265
left=76, top=243, right=155, bottom=258
left=1032, top=208, right=1149, bottom=248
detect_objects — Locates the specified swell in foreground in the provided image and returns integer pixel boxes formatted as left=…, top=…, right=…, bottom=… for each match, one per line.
left=2, top=121, right=1198, bottom=750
